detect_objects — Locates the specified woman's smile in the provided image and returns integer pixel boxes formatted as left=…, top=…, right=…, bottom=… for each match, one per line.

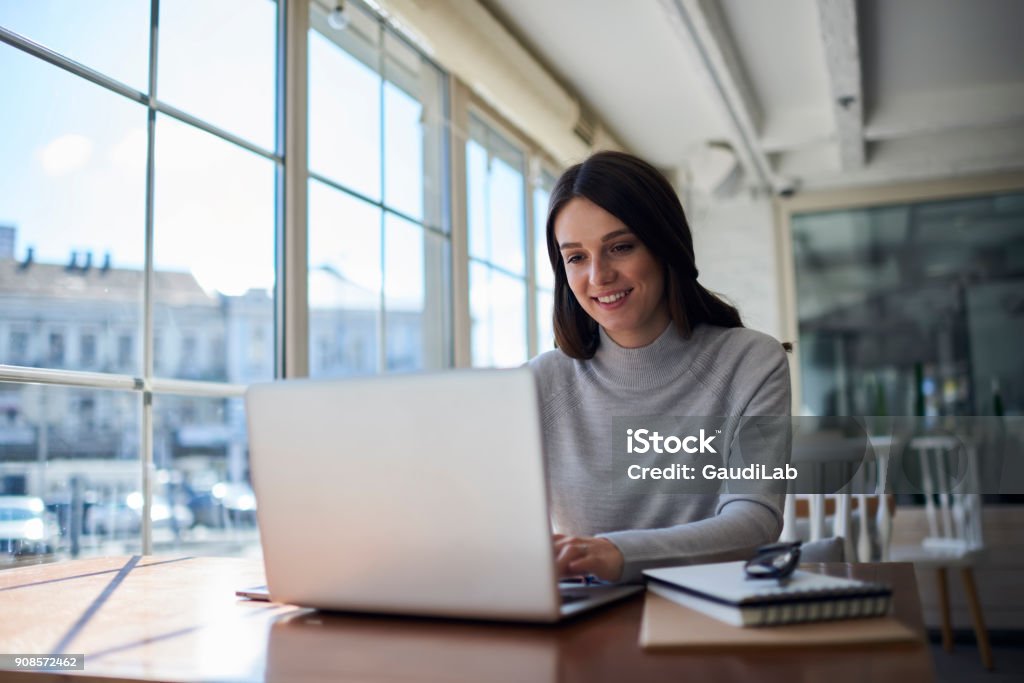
left=593, top=287, right=633, bottom=308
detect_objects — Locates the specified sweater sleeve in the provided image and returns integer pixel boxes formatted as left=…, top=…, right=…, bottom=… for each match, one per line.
left=599, top=339, right=791, bottom=583
left=599, top=499, right=782, bottom=582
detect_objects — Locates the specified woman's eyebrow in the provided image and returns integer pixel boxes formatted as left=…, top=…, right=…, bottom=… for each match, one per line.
left=600, top=229, right=632, bottom=242
left=559, top=229, right=632, bottom=250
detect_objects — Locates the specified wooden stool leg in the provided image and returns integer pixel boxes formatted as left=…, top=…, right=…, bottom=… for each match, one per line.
left=936, top=568, right=954, bottom=653
left=960, top=568, right=994, bottom=670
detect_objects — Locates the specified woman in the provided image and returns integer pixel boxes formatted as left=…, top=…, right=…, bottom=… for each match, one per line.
left=529, top=151, right=790, bottom=583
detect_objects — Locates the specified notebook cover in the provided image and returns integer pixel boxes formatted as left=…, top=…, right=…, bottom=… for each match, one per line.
left=643, top=560, right=890, bottom=606
left=639, top=592, right=919, bottom=650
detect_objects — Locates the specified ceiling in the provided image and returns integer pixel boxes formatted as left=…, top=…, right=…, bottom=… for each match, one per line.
left=480, top=0, right=1024, bottom=195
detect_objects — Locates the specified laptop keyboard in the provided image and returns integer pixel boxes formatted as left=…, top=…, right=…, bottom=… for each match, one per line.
left=559, top=585, right=608, bottom=604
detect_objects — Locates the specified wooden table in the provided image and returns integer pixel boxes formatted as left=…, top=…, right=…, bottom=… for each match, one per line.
left=0, top=557, right=934, bottom=683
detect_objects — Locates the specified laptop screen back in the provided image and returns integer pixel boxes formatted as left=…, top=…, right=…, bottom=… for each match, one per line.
left=246, top=368, right=560, bottom=620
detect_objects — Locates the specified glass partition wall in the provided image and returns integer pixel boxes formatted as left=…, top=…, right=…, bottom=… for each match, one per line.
left=792, top=192, right=1024, bottom=419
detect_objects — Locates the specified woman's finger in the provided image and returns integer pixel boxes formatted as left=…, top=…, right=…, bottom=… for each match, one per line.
left=553, top=535, right=580, bottom=550
left=566, top=553, right=599, bottom=577
left=555, top=540, right=589, bottom=576
left=568, top=538, right=624, bottom=582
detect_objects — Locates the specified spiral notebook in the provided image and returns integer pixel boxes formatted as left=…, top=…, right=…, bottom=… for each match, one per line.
left=643, top=561, right=892, bottom=627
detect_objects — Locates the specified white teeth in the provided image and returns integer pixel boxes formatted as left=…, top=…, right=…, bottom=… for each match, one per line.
left=597, top=291, right=628, bottom=304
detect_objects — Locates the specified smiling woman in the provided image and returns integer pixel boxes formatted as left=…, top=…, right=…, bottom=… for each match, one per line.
left=529, top=151, right=792, bottom=583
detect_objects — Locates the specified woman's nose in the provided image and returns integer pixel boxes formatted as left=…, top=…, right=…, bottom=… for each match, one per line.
left=589, top=256, right=616, bottom=285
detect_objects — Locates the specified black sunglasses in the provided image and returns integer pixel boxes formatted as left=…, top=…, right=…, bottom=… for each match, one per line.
left=744, top=541, right=802, bottom=586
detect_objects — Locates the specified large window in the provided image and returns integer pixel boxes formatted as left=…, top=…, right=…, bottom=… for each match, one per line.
left=0, top=1, right=277, bottom=564
left=0, top=0, right=567, bottom=567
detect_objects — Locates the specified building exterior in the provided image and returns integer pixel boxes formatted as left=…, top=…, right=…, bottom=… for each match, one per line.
left=0, top=225, right=424, bottom=509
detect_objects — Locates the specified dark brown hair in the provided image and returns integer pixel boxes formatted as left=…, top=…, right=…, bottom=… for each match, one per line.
left=546, top=150, right=743, bottom=359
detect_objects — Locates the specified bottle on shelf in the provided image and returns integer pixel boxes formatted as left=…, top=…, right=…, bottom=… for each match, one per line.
left=992, top=378, right=1004, bottom=418
left=913, top=362, right=925, bottom=417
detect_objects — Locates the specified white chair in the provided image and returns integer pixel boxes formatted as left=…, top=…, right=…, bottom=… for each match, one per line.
left=888, top=435, right=992, bottom=670
left=781, top=433, right=893, bottom=563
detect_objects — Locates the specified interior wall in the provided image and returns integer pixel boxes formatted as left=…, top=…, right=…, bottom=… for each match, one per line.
left=687, top=193, right=784, bottom=341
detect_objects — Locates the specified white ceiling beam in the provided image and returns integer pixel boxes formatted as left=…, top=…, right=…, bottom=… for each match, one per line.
left=760, top=132, right=834, bottom=154
left=867, top=111, right=1024, bottom=141
left=659, top=0, right=774, bottom=190
left=815, top=0, right=864, bottom=169
left=866, top=83, right=1024, bottom=141
left=794, top=156, right=1024, bottom=191
left=780, top=125, right=1024, bottom=190
left=759, top=107, right=835, bottom=153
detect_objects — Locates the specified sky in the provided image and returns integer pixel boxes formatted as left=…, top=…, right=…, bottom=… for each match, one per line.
left=0, top=0, right=426, bottom=301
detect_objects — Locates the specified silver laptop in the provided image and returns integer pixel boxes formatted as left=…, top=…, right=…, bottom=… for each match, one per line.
left=242, top=367, right=640, bottom=622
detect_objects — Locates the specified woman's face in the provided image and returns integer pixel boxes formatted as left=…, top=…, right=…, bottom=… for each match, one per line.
left=554, top=197, right=670, bottom=348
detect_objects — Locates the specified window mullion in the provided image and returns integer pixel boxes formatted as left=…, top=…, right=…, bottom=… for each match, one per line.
left=524, top=155, right=538, bottom=359
left=280, top=0, right=310, bottom=379
left=377, top=17, right=387, bottom=374
left=140, top=0, right=161, bottom=556
left=449, top=78, right=472, bottom=368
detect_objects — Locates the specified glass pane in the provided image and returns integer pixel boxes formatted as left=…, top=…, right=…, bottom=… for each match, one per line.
left=466, top=138, right=489, bottom=264
left=0, top=43, right=146, bottom=373
left=534, top=173, right=556, bottom=290
left=153, top=114, right=276, bottom=384
left=384, top=214, right=448, bottom=371
left=308, top=179, right=382, bottom=377
left=0, top=383, right=141, bottom=566
left=792, top=192, right=1024, bottom=417
left=153, top=394, right=258, bottom=556
left=382, top=31, right=446, bottom=227
left=470, top=262, right=494, bottom=367
left=0, top=1, right=150, bottom=92
left=470, top=262, right=527, bottom=368
left=490, top=155, right=526, bottom=274
left=309, top=6, right=382, bottom=200
left=158, top=0, right=277, bottom=150
left=536, top=287, right=555, bottom=354
left=383, top=80, right=422, bottom=219
left=466, top=117, right=526, bottom=275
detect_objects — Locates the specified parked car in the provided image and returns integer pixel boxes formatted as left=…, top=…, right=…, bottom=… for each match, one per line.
left=210, top=481, right=257, bottom=527
left=86, top=492, right=195, bottom=536
left=0, top=495, right=60, bottom=558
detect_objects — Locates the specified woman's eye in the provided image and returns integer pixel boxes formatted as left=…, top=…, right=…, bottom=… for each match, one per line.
left=611, top=243, right=635, bottom=254
left=565, top=254, right=584, bottom=265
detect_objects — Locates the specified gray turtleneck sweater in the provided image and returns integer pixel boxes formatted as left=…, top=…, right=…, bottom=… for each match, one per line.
left=528, top=323, right=790, bottom=582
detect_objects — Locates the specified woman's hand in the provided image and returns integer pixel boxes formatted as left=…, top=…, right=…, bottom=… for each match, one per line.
left=553, top=533, right=624, bottom=582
